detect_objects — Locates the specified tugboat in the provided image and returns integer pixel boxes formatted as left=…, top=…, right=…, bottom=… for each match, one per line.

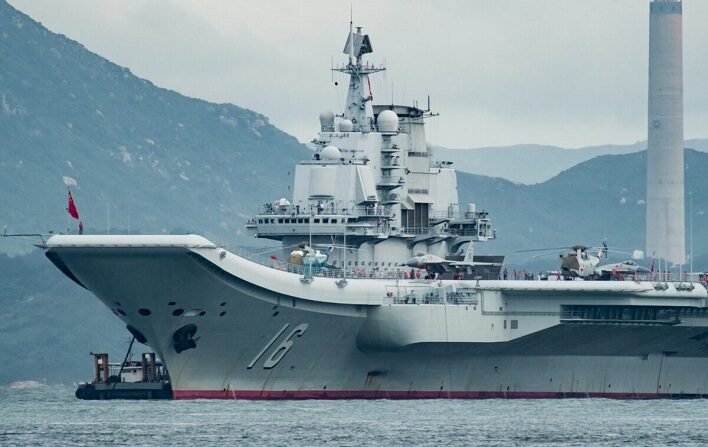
left=75, top=351, right=171, bottom=400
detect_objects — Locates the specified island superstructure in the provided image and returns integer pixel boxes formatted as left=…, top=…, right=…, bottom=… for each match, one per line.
left=245, top=23, right=497, bottom=280
left=44, top=21, right=708, bottom=399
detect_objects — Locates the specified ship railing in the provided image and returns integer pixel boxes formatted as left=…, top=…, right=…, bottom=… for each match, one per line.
left=401, top=227, right=432, bottom=235
left=398, top=227, right=485, bottom=237
left=393, top=293, right=444, bottom=305
left=359, top=205, right=389, bottom=217
left=429, top=210, right=459, bottom=221
left=391, top=289, right=479, bottom=305
left=255, top=204, right=391, bottom=218
left=495, top=275, right=708, bottom=287
left=232, top=246, right=411, bottom=280
left=557, top=306, right=698, bottom=324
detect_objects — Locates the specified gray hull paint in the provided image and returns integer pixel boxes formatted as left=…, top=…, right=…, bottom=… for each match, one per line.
left=50, top=246, right=708, bottom=399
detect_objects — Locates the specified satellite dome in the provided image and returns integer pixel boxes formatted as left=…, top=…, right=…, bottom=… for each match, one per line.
left=277, top=197, right=291, bottom=207
left=377, top=110, right=399, bottom=133
left=320, top=145, right=342, bottom=160
left=338, top=119, right=353, bottom=132
left=319, top=110, right=335, bottom=130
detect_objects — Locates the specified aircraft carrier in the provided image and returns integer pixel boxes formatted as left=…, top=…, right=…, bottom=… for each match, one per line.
left=45, top=18, right=708, bottom=399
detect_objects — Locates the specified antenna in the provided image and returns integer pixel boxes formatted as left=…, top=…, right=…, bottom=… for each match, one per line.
left=690, top=190, right=693, bottom=280
left=348, top=5, right=354, bottom=65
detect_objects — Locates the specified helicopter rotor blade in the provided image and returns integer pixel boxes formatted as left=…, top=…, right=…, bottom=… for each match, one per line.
left=515, top=247, right=574, bottom=253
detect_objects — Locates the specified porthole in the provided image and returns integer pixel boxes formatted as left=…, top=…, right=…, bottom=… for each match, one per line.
left=168, top=301, right=176, bottom=306
left=199, top=311, right=206, bottom=316
left=118, top=309, right=126, bottom=316
left=115, top=301, right=122, bottom=306
left=220, top=311, right=226, bottom=317
left=139, top=308, right=151, bottom=316
left=173, top=308, right=184, bottom=316
left=220, top=302, right=226, bottom=307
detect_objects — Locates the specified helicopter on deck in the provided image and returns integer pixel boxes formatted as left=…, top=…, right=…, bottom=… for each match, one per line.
left=559, top=244, right=608, bottom=279
left=518, top=241, right=609, bottom=280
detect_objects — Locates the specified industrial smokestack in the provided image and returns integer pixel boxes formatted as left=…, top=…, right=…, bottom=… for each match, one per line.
left=646, top=0, right=685, bottom=266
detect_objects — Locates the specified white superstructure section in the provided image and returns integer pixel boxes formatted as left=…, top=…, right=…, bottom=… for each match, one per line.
left=246, top=25, right=498, bottom=278
left=646, top=0, right=685, bottom=266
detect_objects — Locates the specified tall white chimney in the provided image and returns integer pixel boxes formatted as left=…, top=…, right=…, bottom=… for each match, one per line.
left=646, top=0, right=685, bottom=266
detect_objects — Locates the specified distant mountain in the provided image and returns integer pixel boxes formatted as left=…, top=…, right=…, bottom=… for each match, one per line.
left=458, top=149, right=708, bottom=271
left=0, top=0, right=310, bottom=256
left=439, top=139, right=708, bottom=185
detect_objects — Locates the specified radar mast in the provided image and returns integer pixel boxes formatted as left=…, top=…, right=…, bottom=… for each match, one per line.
left=333, top=22, right=385, bottom=133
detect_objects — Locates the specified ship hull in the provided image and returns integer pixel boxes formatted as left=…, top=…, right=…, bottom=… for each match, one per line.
left=46, top=236, right=708, bottom=399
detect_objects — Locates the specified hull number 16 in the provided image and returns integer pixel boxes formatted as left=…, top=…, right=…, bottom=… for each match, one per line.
left=247, top=323, right=309, bottom=370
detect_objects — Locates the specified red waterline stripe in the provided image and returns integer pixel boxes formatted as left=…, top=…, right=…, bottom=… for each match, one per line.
left=173, top=389, right=703, bottom=400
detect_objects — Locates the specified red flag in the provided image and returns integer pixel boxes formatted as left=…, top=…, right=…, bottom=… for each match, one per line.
left=67, top=190, right=80, bottom=220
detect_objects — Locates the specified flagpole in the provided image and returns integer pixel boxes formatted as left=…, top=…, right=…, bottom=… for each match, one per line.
left=64, top=178, right=80, bottom=233
left=67, top=187, right=71, bottom=233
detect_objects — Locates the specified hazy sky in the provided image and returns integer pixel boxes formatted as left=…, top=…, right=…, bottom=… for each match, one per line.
left=10, top=0, right=708, bottom=148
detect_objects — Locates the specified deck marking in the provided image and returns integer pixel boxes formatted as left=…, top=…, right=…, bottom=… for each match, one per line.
left=247, top=323, right=289, bottom=369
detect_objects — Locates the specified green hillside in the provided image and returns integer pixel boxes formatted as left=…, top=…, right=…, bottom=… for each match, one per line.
left=0, top=0, right=310, bottom=257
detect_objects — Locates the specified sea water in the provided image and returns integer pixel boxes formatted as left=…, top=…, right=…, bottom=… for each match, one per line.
left=1, top=385, right=708, bottom=446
